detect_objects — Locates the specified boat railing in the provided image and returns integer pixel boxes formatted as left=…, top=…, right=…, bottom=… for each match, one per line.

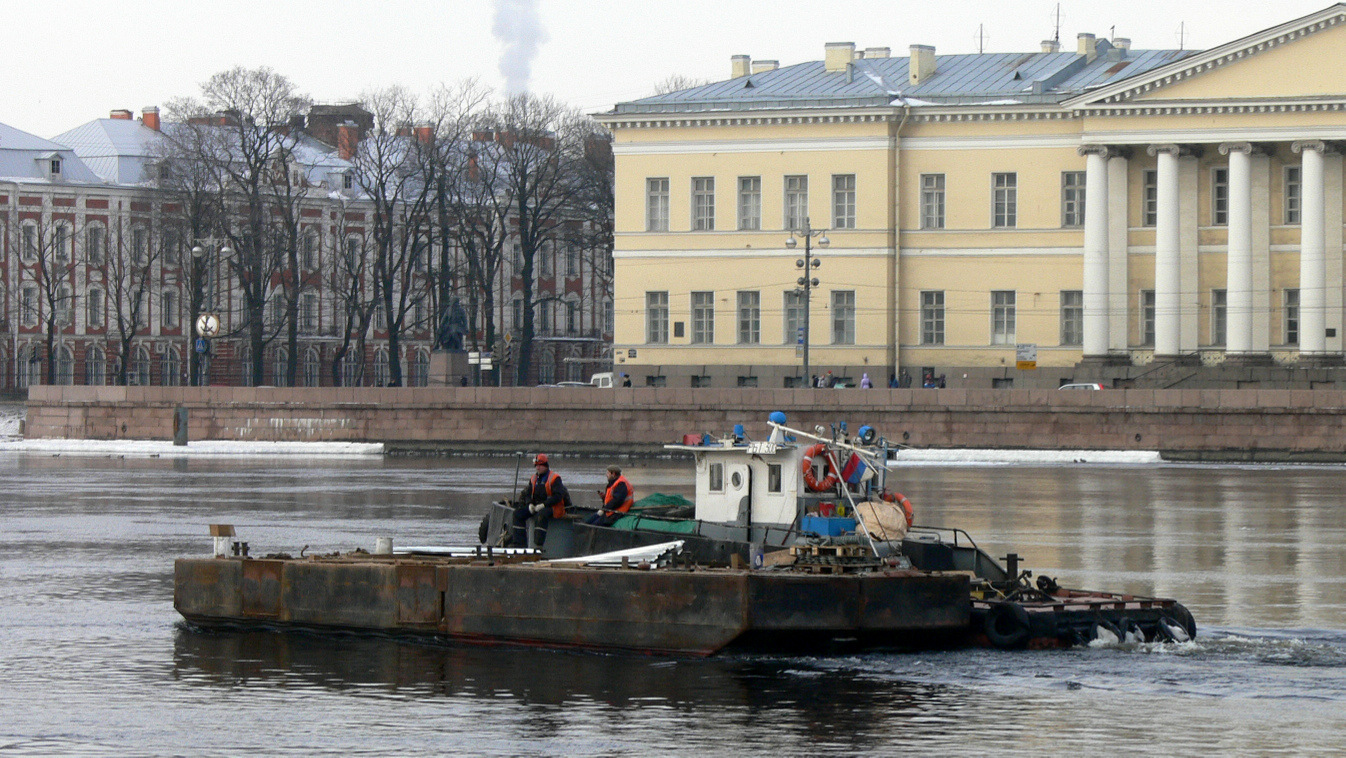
left=907, top=525, right=981, bottom=552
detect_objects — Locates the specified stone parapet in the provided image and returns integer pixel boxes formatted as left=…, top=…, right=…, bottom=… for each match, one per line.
left=23, top=386, right=1346, bottom=457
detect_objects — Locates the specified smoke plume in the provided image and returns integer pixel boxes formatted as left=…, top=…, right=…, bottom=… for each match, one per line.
left=493, top=0, right=550, bottom=95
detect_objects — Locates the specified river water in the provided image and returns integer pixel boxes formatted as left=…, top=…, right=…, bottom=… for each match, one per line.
left=2, top=452, right=1345, bottom=756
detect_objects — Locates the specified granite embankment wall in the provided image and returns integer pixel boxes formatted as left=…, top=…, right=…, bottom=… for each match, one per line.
left=23, top=386, right=1346, bottom=460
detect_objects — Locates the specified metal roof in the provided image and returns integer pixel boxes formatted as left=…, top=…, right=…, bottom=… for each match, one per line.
left=0, top=122, right=105, bottom=184
left=615, top=42, right=1195, bottom=114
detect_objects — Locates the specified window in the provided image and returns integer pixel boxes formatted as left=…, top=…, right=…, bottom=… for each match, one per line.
left=737, top=290, right=760, bottom=344
left=784, top=175, right=808, bottom=231
left=341, top=350, right=361, bottom=387
left=512, top=243, right=524, bottom=275
left=991, top=290, right=1016, bottom=344
left=1143, top=170, right=1158, bottom=227
left=86, top=288, right=104, bottom=329
left=831, top=290, right=855, bottom=345
left=646, top=291, right=669, bottom=343
left=691, top=375, right=712, bottom=388
left=784, top=290, right=805, bottom=346
left=18, top=345, right=38, bottom=389
left=56, top=286, right=73, bottom=327
left=692, top=177, right=715, bottom=230
left=1212, top=167, right=1229, bottom=226
left=274, top=348, right=291, bottom=387
left=161, top=289, right=179, bottom=328
left=737, top=376, right=758, bottom=388
left=1141, top=290, right=1156, bottom=345
left=50, top=158, right=62, bottom=176
left=1062, top=171, right=1086, bottom=227
left=767, top=464, right=782, bottom=493
left=537, top=243, right=552, bottom=278
left=1285, top=166, right=1302, bottom=225
left=738, top=177, right=761, bottom=230
left=566, top=246, right=579, bottom=277
left=604, top=300, right=614, bottom=338
left=344, top=236, right=361, bottom=269
left=343, top=173, right=353, bottom=191
left=921, top=291, right=944, bottom=345
left=646, top=178, right=669, bottom=231
left=132, top=345, right=151, bottom=386
left=162, top=347, right=181, bottom=386
left=269, top=293, right=287, bottom=331
left=86, top=225, right=105, bottom=265
left=538, top=302, right=552, bottom=334
left=22, top=223, right=37, bottom=261
left=832, top=174, right=856, bottom=229
left=55, top=346, right=73, bottom=386
left=1211, top=289, right=1227, bottom=346
left=304, top=349, right=322, bottom=387
left=920, top=174, right=945, bottom=230
left=691, top=291, right=714, bottom=344
left=645, top=375, right=667, bottom=387
left=55, top=225, right=72, bottom=263
left=301, top=293, right=319, bottom=333
left=992, top=173, right=1017, bottom=228
left=1060, top=290, right=1083, bottom=346
left=302, top=231, right=319, bottom=270
left=708, top=462, right=724, bottom=492
left=1284, top=288, right=1300, bottom=345
left=85, top=347, right=105, bottom=386
left=512, top=296, right=524, bottom=331
left=162, top=226, right=182, bottom=265
left=132, top=226, right=148, bottom=265
left=566, top=300, right=578, bottom=335
left=135, top=290, right=150, bottom=329
left=20, top=286, right=37, bottom=327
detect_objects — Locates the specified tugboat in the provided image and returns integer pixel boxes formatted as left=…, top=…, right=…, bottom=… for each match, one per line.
left=480, top=413, right=1197, bottom=649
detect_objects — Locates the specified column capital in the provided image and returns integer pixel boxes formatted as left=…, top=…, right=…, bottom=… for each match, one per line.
left=1292, top=139, right=1335, bottom=155
left=1146, top=143, right=1201, bottom=158
left=1218, top=141, right=1262, bottom=156
left=1078, top=144, right=1132, bottom=160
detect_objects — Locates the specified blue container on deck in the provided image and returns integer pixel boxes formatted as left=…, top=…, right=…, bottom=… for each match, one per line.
left=800, top=515, right=857, bottom=537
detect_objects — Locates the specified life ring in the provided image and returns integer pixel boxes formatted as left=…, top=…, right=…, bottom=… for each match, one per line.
left=881, top=491, right=915, bottom=528
left=983, top=602, right=1032, bottom=649
left=801, top=443, right=839, bottom=492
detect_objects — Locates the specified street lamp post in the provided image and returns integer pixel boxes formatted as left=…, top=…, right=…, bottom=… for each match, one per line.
left=189, top=240, right=231, bottom=386
left=785, top=217, right=828, bottom=385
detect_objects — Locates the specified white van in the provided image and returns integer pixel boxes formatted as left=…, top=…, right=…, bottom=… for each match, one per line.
left=590, top=372, right=615, bottom=388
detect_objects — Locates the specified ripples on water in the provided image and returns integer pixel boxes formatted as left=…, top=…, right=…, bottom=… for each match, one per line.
left=1, top=454, right=1345, bottom=755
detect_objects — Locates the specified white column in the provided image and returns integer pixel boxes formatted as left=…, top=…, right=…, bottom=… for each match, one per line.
left=1220, top=143, right=1255, bottom=356
left=1080, top=146, right=1110, bottom=357
left=1106, top=153, right=1131, bottom=352
left=1149, top=145, right=1182, bottom=357
left=1294, top=141, right=1328, bottom=356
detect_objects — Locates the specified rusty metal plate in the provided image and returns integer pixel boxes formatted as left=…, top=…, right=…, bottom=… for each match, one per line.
left=396, top=563, right=440, bottom=626
left=241, top=559, right=283, bottom=618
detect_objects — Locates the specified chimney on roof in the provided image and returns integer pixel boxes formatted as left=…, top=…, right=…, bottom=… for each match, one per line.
left=731, top=54, right=751, bottom=78
left=415, top=125, right=434, bottom=144
left=825, top=42, right=855, bottom=72
left=909, top=45, right=936, bottom=85
left=1113, top=37, right=1131, bottom=53
left=1041, top=39, right=1060, bottom=53
left=337, top=121, right=358, bottom=160
left=863, top=47, right=891, bottom=59
left=751, top=60, right=779, bottom=74
left=110, top=109, right=133, bottom=120
left=141, top=106, right=161, bottom=131
left=1078, top=33, right=1097, bottom=62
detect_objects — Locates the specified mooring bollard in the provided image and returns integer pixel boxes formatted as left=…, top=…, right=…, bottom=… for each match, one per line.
left=173, top=406, right=188, bottom=446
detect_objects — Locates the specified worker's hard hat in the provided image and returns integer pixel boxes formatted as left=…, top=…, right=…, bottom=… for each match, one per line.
left=533, top=453, right=549, bottom=465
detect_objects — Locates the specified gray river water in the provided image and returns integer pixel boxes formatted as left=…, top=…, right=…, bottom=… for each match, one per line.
left=2, top=452, right=1345, bottom=756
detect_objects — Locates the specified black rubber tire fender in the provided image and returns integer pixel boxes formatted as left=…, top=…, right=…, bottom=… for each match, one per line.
left=1169, top=603, right=1198, bottom=641
left=478, top=514, right=491, bottom=545
left=984, top=602, right=1032, bottom=649
left=1090, top=617, right=1122, bottom=644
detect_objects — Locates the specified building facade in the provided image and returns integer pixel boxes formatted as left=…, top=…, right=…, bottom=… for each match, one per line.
left=597, top=4, right=1346, bottom=388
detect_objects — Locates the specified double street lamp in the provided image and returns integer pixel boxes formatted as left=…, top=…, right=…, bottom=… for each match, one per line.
left=189, top=240, right=231, bottom=386
left=785, top=217, right=828, bottom=385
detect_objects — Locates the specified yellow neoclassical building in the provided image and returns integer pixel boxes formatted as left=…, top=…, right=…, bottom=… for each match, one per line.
left=596, top=5, right=1346, bottom=388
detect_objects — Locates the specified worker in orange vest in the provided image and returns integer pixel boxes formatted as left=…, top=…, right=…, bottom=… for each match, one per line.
left=511, top=453, right=572, bottom=547
left=584, top=465, right=634, bottom=527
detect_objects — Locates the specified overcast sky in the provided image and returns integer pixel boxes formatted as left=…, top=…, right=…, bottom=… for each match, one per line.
left=3, top=0, right=1336, bottom=139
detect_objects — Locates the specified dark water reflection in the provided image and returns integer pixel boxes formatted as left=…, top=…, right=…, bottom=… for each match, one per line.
left=2, top=453, right=1346, bottom=755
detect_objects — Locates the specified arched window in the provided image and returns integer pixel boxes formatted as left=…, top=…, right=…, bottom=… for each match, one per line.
left=132, top=345, right=151, bottom=386
left=55, top=346, right=74, bottom=385
left=303, top=348, right=321, bottom=387
left=21, top=223, right=38, bottom=262
left=86, top=287, right=105, bottom=329
left=566, top=347, right=584, bottom=382
left=55, top=224, right=72, bottom=263
left=373, top=348, right=390, bottom=387
left=240, top=346, right=253, bottom=387
left=537, top=346, right=556, bottom=385
left=86, top=224, right=106, bottom=265
left=162, top=346, right=181, bottom=386
left=302, top=230, right=320, bottom=270
left=409, top=349, right=429, bottom=387
left=271, top=347, right=289, bottom=387
left=86, top=346, right=105, bottom=386
left=340, top=350, right=362, bottom=387
left=18, top=344, right=39, bottom=388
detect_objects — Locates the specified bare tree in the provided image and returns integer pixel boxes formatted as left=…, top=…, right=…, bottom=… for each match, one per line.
left=653, top=74, right=711, bottom=94
left=13, top=213, right=82, bottom=384
left=326, top=205, right=378, bottom=386
left=105, top=205, right=161, bottom=386
left=162, top=67, right=312, bottom=386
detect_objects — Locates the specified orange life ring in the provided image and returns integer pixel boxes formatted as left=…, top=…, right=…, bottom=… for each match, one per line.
left=802, top=443, right=840, bottom=492
left=882, top=491, right=915, bottom=527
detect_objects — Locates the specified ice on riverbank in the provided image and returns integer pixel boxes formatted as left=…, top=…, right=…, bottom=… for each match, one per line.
left=893, top=448, right=1162, bottom=465
left=0, top=438, right=384, bottom=457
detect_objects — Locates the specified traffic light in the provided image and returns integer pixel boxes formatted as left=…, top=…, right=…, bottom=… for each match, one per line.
left=504, top=342, right=513, bottom=363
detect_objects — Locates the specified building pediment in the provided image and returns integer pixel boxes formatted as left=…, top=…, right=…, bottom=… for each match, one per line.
left=1068, top=4, right=1346, bottom=110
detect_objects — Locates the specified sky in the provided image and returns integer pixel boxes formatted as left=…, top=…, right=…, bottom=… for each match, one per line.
left=1, top=0, right=1338, bottom=139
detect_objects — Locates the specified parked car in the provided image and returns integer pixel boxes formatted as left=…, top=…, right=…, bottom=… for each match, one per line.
left=1058, top=382, right=1106, bottom=390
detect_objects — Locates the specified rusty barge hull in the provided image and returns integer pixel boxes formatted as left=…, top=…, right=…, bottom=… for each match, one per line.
left=174, top=556, right=970, bottom=656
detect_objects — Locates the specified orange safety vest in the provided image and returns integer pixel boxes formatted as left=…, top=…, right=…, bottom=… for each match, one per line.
left=604, top=475, right=635, bottom=513
left=532, top=470, right=567, bottom=518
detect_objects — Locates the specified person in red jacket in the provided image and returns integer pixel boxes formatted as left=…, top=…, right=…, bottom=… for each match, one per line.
left=584, top=466, right=634, bottom=527
left=511, top=454, right=571, bottom=547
